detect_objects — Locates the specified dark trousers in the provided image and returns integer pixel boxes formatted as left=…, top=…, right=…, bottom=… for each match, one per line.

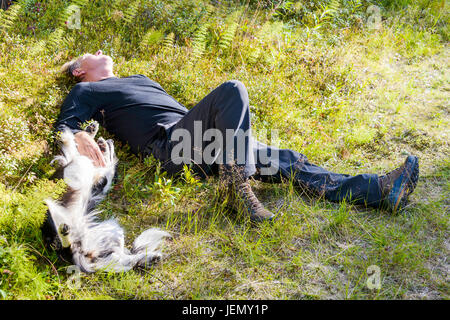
left=144, top=80, right=382, bottom=208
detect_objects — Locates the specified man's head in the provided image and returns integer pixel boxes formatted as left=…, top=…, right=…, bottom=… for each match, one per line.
left=61, top=50, right=114, bottom=82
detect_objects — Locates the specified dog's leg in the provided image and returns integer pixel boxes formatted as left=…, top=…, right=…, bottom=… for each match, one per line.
left=58, top=223, right=71, bottom=248
left=59, top=129, right=79, bottom=164
left=97, top=137, right=110, bottom=163
left=94, top=138, right=117, bottom=195
left=106, top=139, right=117, bottom=166
left=45, top=200, right=72, bottom=248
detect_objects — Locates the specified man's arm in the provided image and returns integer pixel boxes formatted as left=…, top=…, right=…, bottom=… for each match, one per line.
left=55, top=84, right=106, bottom=167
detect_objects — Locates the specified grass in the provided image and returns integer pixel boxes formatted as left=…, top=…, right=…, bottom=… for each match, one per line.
left=0, top=0, right=448, bottom=300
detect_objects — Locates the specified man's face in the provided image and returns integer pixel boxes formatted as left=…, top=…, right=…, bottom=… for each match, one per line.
left=76, top=50, right=114, bottom=81
left=79, top=50, right=113, bottom=72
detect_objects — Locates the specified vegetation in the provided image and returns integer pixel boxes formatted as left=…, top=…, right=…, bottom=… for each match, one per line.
left=0, top=0, right=448, bottom=299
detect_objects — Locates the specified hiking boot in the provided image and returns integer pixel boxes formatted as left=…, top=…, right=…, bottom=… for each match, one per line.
left=227, top=180, right=276, bottom=222
left=379, top=155, right=419, bottom=213
left=219, top=165, right=275, bottom=222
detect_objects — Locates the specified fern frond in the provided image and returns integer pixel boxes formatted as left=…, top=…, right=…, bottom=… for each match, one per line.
left=247, top=22, right=271, bottom=64
left=17, top=0, right=35, bottom=9
left=191, top=23, right=209, bottom=61
left=123, top=1, right=139, bottom=24
left=248, top=21, right=284, bottom=64
left=349, top=0, right=362, bottom=13
left=162, top=32, right=175, bottom=51
left=329, top=0, right=341, bottom=11
left=30, top=39, right=46, bottom=56
left=258, top=21, right=275, bottom=43
left=218, top=11, right=240, bottom=51
left=72, top=0, right=89, bottom=8
left=140, top=28, right=164, bottom=48
left=46, top=28, right=67, bottom=51
left=320, top=0, right=341, bottom=21
left=204, top=3, right=214, bottom=16
left=248, top=46, right=261, bottom=64
left=0, top=3, right=21, bottom=32
left=112, top=0, right=124, bottom=11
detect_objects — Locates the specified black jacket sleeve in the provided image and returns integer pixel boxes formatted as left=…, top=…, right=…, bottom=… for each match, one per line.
left=54, top=83, right=97, bottom=134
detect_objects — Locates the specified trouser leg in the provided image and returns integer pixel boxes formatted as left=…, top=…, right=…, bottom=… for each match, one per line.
left=149, top=80, right=255, bottom=179
left=251, top=141, right=383, bottom=207
left=145, top=81, right=382, bottom=208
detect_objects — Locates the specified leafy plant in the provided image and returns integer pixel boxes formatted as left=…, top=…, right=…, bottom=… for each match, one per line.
left=142, top=163, right=181, bottom=208
left=122, top=0, right=140, bottom=25
left=190, top=23, right=209, bottom=61
left=0, top=2, right=21, bottom=33
left=218, top=11, right=240, bottom=52
left=140, top=28, right=164, bottom=49
left=162, top=32, right=175, bottom=51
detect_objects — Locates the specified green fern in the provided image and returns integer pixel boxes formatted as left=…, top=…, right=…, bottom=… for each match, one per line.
left=349, top=0, right=362, bottom=14
left=203, top=3, right=214, bottom=16
left=140, top=28, right=164, bottom=49
left=123, top=1, right=140, bottom=25
left=30, top=39, right=46, bottom=56
left=218, top=11, right=240, bottom=52
left=29, top=1, right=84, bottom=54
left=314, top=0, right=341, bottom=29
left=112, top=0, right=124, bottom=11
left=248, top=21, right=274, bottom=64
left=162, top=32, right=175, bottom=51
left=0, top=3, right=21, bottom=33
left=248, top=46, right=261, bottom=64
left=319, top=0, right=341, bottom=22
left=191, top=23, right=209, bottom=61
left=46, top=28, right=67, bottom=51
left=72, top=0, right=89, bottom=7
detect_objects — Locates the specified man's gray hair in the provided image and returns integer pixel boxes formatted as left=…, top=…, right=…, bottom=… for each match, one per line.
left=60, top=59, right=81, bottom=78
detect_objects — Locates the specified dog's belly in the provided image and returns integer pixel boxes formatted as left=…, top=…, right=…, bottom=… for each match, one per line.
left=63, top=156, right=95, bottom=190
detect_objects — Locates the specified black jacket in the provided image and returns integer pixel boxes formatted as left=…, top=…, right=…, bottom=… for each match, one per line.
left=55, top=75, right=188, bottom=154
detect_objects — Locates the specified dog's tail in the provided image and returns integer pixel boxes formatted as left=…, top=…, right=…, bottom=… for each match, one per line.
left=131, top=228, right=172, bottom=268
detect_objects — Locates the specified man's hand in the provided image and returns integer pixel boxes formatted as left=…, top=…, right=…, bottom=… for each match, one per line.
left=74, top=131, right=106, bottom=167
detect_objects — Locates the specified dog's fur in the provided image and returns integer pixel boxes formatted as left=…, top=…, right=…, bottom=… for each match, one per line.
left=42, top=122, right=170, bottom=273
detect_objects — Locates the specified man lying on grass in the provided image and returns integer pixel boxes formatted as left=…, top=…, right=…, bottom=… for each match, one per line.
left=55, top=50, right=420, bottom=222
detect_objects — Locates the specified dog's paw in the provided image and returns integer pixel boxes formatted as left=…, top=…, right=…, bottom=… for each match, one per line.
left=97, top=137, right=112, bottom=164
left=58, top=223, right=71, bottom=248
left=150, top=252, right=162, bottom=263
left=59, top=223, right=70, bottom=236
left=84, top=121, right=99, bottom=138
left=97, top=138, right=117, bottom=166
left=97, top=137, right=108, bottom=153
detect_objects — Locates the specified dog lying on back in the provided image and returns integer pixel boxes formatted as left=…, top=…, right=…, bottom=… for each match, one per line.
left=41, top=122, right=170, bottom=273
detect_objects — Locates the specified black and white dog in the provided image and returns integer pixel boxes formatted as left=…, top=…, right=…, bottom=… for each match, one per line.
left=42, top=122, right=170, bottom=273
